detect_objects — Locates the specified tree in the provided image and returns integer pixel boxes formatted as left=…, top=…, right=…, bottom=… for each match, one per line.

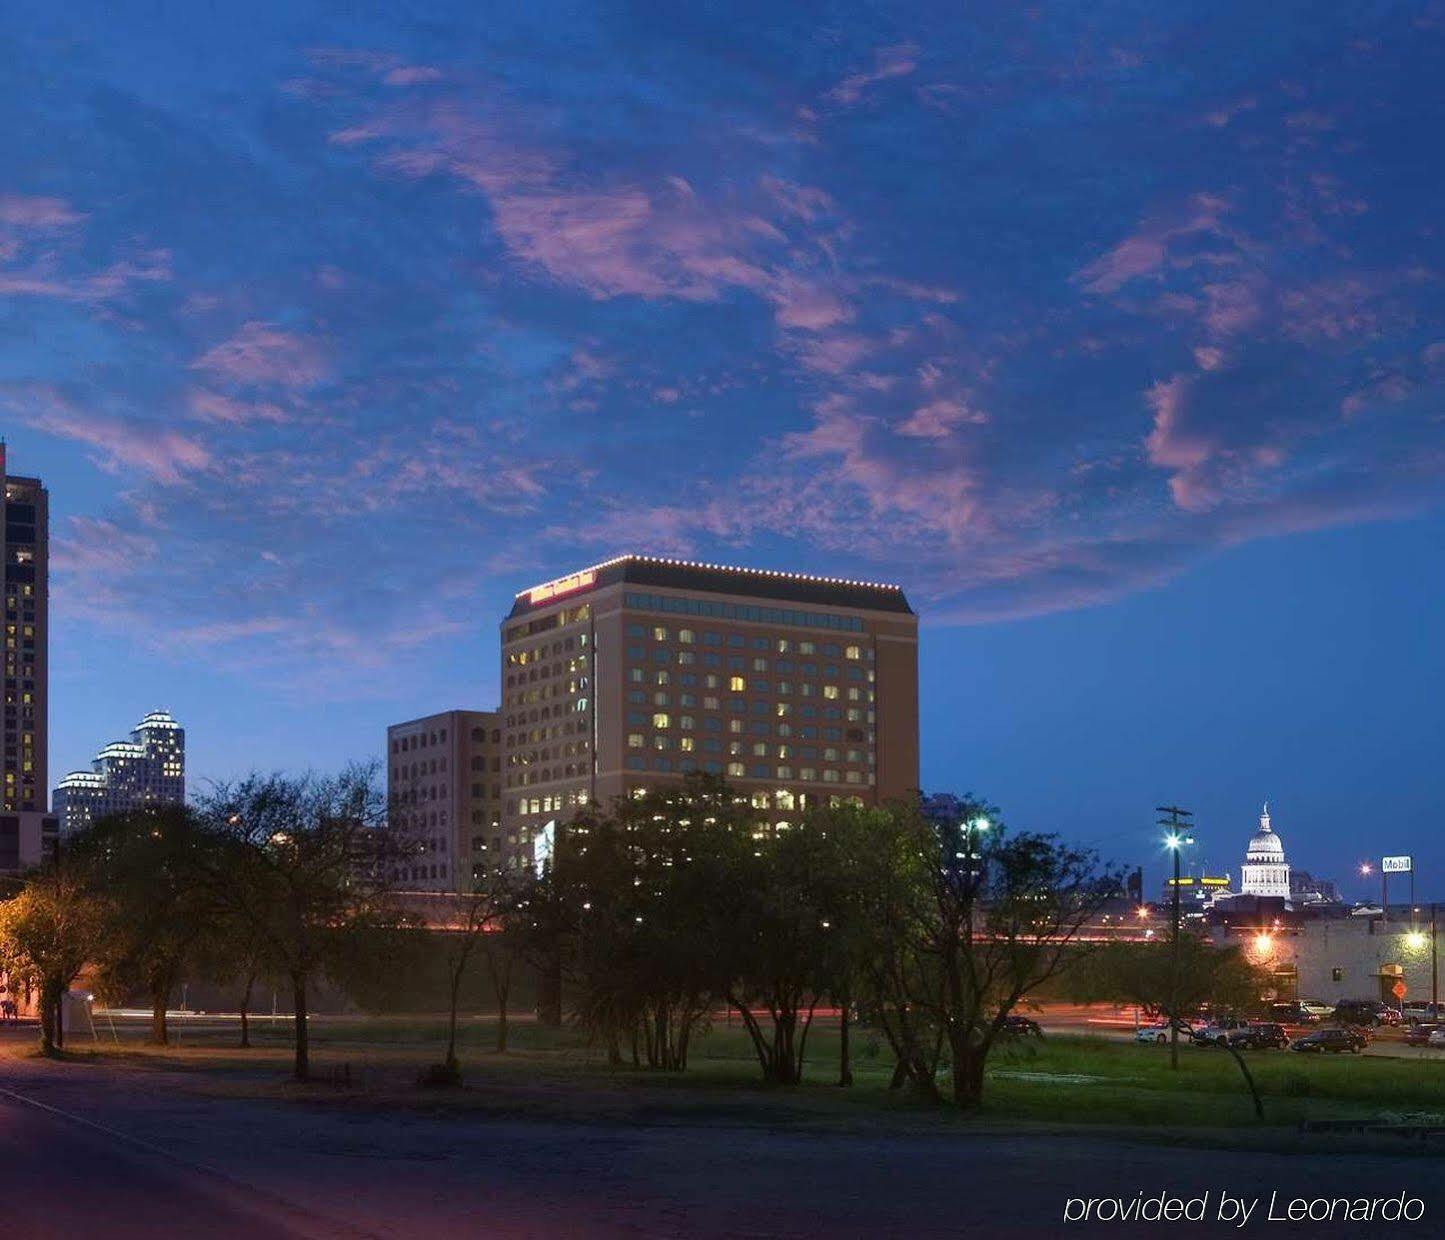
left=0, top=867, right=106, bottom=1054
left=540, top=776, right=752, bottom=1071
left=865, top=797, right=1121, bottom=1108
left=427, top=869, right=521, bottom=1082
left=1068, top=936, right=1266, bottom=1032
left=725, top=810, right=866, bottom=1085
left=1066, top=936, right=1270, bottom=1116
left=68, top=806, right=222, bottom=1046
left=195, top=765, right=402, bottom=1081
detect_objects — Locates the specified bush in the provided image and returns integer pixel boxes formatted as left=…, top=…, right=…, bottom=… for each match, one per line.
left=417, top=1061, right=463, bottom=1088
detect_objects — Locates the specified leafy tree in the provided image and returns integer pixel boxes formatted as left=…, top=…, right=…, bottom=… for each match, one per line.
left=542, top=776, right=752, bottom=1071
left=1068, top=936, right=1266, bottom=1031
left=0, top=867, right=106, bottom=1054
left=864, top=797, right=1120, bottom=1108
left=68, top=806, right=221, bottom=1046
left=725, top=810, right=867, bottom=1085
left=195, top=764, right=402, bottom=1081
left=1069, top=937, right=1270, bottom=1116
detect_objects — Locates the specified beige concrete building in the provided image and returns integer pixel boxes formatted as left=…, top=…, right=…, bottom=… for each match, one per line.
left=499, top=555, right=919, bottom=866
left=1, top=446, right=55, bottom=873
left=386, top=709, right=503, bottom=890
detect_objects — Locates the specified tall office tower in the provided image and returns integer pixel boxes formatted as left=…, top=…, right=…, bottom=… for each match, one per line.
left=0, top=445, right=55, bottom=871
left=499, top=555, right=919, bottom=869
left=386, top=709, right=503, bottom=890
left=53, top=710, right=187, bottom=836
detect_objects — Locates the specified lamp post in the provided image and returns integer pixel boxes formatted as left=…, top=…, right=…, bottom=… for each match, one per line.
left=1158, top=805, right=1194, bottom=1071
left=1361, top=861, right=1385, bottom=921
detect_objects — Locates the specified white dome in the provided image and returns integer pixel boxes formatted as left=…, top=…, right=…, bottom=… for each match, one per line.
left=1240, top=804, right=1290, bottom=898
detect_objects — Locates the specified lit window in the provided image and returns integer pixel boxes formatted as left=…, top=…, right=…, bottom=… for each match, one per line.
left=729, top=676, right=745, bottom=692
left=653, top=713, right=671, bottom=729
left=727, top=762, right=746, bottom=777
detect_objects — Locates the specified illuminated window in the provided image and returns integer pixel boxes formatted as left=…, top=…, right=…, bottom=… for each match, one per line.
left=727, top=762, right=745, bottom=778
left=729, top=676, right=745, bottom=691
left=679, top=629, right=695, bottom=644
left=652, top=713, right=670, bottom=729
left=652, top=626, right=668, bottom=641
left=845, top=645, right=861, bottom=660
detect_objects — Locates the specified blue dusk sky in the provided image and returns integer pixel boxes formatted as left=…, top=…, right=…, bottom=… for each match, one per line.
left=2, top=2, right=1442, bottom=895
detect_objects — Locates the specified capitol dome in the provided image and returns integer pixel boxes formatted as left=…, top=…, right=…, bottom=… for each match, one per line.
left=1240, top=804, right=1290, bottom=898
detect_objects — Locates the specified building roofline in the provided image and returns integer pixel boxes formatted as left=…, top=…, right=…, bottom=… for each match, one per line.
left=509, top=553, right=913, bottom=619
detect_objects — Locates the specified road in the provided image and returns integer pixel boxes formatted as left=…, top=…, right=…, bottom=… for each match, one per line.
left=0, top=1052, right=1440, bottom=1237
left=0, top=1089, right=322, bottom=1238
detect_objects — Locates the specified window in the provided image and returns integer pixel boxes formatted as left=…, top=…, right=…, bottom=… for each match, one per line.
left=729, top=676, right=746, bottom=692
left=679, top=628, right=695, bottom=644
left=727, top=762, right=746, bottom=777
left=653, top=713, right=671, bottom=729
left=652, top=625, right=668, bottom=641
left=845, top=645, right=861, bottom=660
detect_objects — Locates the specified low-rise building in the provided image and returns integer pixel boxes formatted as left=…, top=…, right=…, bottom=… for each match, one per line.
left=386, top=709, right=502, bottom=890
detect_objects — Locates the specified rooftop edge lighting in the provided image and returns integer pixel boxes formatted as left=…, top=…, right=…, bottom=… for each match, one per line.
left=516, top=553, right=905, bottom=601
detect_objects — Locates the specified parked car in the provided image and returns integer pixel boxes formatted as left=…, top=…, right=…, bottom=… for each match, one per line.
left=1239, top=1022, right=1290, bottom=1050
left=1298, top=999, right=1335, bottom=1018
left=1332, top=999, right=1401, bottom=1027
left=1191, top=1016, right=1252, bottom=1047
left=1290, top=1028, right=1367, bottom=1054
left=1136, top=1023, right=1176, bottom=1045
left=1001, top=1015, right=1043, bottom=1039
left=1269, top=1002, right=1320, bottom=1025
left=1404, top=1023, right=1439, bottom=1047
left=1428, top=1028, right=1445, bottom=1048
left=1402, top=1001, right=1445, bottom=1025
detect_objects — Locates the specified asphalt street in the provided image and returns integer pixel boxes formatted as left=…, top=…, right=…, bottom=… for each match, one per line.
left=0, top=1052, right=1441, bottom=1238
left=0, top=1090, right=321, bottom=1239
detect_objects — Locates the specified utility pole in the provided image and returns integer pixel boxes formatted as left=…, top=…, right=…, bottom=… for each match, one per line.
left=1158, top=805, right=1194, bottom=1072
left=1432, top=903, right=1438, bottom=1020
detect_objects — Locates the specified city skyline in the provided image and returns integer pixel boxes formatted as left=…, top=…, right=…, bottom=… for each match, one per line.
left=4, top=3, right=1444, bottom=894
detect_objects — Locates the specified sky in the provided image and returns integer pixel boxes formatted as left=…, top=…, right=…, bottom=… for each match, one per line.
left=2, top=1, right=1443, bottom=897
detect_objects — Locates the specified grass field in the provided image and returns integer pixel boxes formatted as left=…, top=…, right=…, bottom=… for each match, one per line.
left=21, top=1012, right=1445, bottom=1145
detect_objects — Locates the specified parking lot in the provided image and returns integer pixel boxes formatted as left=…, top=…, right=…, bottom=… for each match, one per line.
left=1032, top=1003, right=1445, bottom=1059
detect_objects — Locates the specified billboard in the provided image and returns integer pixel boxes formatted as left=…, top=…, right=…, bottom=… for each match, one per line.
left=1382, top=855, right=1413, bottom=873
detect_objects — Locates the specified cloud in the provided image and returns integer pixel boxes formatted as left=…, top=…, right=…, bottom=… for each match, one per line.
left=1, top=386, right=210, bottom=484
left=823, top=44, right=921, bottom=107
left=191, top=321, right=329, bottom=390
left=896, top=397, right=987, bottom=439
left=1075, top=194, right=1232, bottom=295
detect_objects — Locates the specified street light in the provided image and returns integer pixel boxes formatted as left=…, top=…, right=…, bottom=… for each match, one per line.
left=1157, top=804, right=1194, bottom=1071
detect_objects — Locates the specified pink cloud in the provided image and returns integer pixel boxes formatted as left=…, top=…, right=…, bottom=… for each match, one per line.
left=3, top=385, right=210, bottom=485
left=191, top=321, right=329, bottom=390
left=187, top=388, right=291, bottom=425
left=824, top=44, right=921, bottom=107
left=1076, top=194, right=1231, bottom=294
left=896, top=397, right=987, bottom=439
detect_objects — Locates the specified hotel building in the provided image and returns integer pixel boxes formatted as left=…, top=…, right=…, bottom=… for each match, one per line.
left=386, top=709, right=503, bottom=889
left=499, top=555, right=919, bottom=866
left=53, top=710, right=186, bottom=836
left=0, top=446, right=55, bottom=872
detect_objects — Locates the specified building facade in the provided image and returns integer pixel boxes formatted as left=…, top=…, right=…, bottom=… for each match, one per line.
left=0, top=446, right=55, bottom=872
left=53, top=710, right=186, bottom=835
left=499, top=555, right=920, bottom=869
left=386, top=709, right=502, bottom=890
left=1239, top=804, right=1290, bottom=898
